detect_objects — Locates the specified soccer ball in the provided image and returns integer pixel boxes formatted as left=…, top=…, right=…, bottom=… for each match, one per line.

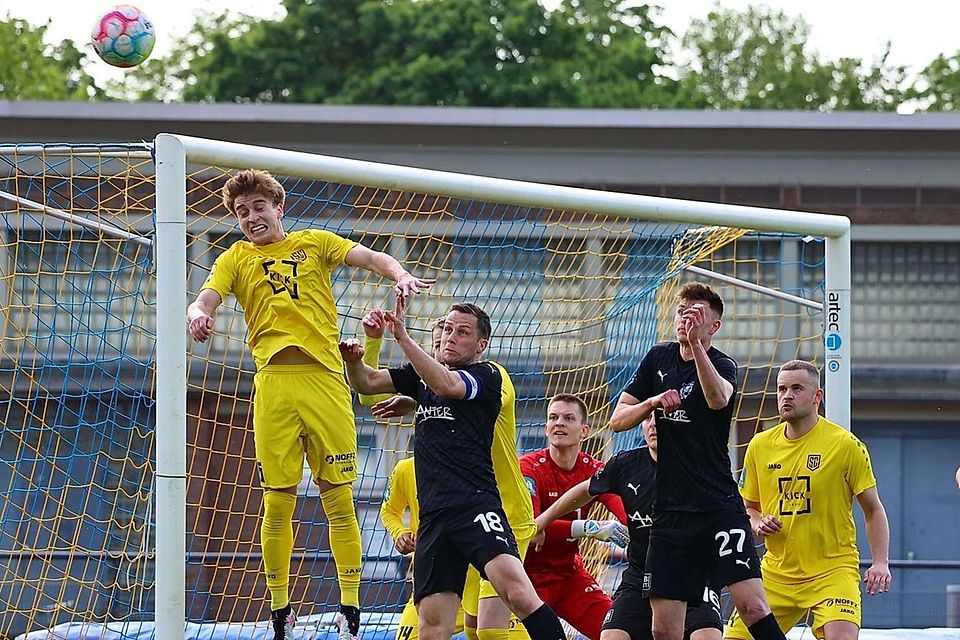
left=90, top=5, right=156, bottom=68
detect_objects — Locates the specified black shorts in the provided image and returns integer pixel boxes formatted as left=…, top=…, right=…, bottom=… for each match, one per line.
left=413, top=503, right=519, bottom=603
left=602, top=578, right=722, bottom=640
left=602, top=579, right=653, bottom=640
left=646, top=508, right=762, bottom=603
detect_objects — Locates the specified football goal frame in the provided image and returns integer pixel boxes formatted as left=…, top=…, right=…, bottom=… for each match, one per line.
left=153, top=133, right=851, bottom=640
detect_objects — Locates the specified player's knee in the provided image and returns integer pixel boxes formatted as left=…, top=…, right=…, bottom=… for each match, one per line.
left=651, top=619, right=683, bottom=640
left=733, top=596, right=770, bottom=627
left=498, top=582, right=540, bottom=618
left=262, top=490, right=296, bottom=523
left=417, top=614, right=446, bottom=640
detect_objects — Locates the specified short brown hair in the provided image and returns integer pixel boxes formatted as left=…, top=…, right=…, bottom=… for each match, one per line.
left=448, top=303, right=491, bottom=340
left=677, top=282, right=724, bottom=318
left=548, top=393, right=589, bottom=422
left=222, top=169, right=285, bottom=214
left=779, top=360, right=820, bottom=387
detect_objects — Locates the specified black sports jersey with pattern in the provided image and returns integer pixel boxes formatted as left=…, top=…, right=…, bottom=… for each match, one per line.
left=390, top=361, right=503, bottom=515
left=589, top=446, right=656, bottom=586
left=623, top=342, right=739, bottom=512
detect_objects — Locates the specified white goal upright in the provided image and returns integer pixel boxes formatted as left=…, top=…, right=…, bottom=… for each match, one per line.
left=0, top=135, right=849, bottom=640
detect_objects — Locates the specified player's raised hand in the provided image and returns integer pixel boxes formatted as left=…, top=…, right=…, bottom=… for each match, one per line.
left=863, top=561, right=892, bottom=595
left=682, top=303, right=709, bottom=343
left=384, top=292, right=409, bottom=340
left=362, top=307, right=387, bottom=339
left=395, top=272, right=435, bottom=299
left=653, top=389, right=682, bottom=413
left=753, top=514, right=783, bottom=538
left=338, top=338, right=365, bottom=363
left=583, top=520, right=630, bottom=549
left=188, top=314, right=214, bottom=343
left=372, top=395, right=416, bottom=419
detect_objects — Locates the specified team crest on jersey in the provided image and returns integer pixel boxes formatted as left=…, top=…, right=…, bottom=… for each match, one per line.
left=262, top=259, right=300, bottom=299
left=290, top=249, right=307, bottom=262
left=806, top=454, right=822, bottom=471
left=679, top=381, right=695, bottom=400
left=525, top=476, right=537, bottom=496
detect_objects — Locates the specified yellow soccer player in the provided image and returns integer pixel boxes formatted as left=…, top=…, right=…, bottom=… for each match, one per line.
left=185, top=169, right=433, bottom=640
left=358, top=308, right=535, bottom=640
left=380, top=455, right=466, bottom=640
left=726, top=360, right=891, bottom=640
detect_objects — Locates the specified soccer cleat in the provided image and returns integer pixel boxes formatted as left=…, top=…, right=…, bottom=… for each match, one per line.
left=336, top=604, right=361, bottom=640
left=271, top=605, right=296, bottom=640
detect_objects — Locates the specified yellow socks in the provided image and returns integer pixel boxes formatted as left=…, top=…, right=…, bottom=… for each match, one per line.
left=321, top=483, right=363, bottom=607
left=261, top=490, right=296, bottom=611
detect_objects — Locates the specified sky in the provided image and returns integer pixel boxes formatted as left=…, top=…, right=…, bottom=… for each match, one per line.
left=6, top=0, right=959, bottom=87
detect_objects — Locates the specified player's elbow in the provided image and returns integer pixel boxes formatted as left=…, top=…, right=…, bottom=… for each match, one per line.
left=609, top=412, right=632, bottom=432
left=704, top=392, right=732, bottom=411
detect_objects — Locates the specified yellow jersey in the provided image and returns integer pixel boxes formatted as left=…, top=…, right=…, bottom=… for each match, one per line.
left=201, top=229, right=357, bottom=371
left=380, top=456, right=418, bottom=541
left=489, top=361, right=537, bottom=538
left=739, top=416, right=877, bottom=583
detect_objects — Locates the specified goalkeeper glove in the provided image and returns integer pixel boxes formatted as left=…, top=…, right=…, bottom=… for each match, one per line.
left=570, top=519, right=630, bottom=548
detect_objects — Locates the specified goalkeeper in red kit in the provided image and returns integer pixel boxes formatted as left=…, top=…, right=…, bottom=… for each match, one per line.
left=520, top=394, right=629, bottom=640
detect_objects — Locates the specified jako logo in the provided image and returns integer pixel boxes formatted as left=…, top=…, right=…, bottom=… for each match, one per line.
left=826, top=333, right=842, bottom=351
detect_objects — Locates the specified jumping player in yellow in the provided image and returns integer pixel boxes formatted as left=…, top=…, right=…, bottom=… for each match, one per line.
left=359, top=308, right=536, bottom=640
left=725, top=360, right=892, bottom=640
left=185, top=169, right=433, bottom=640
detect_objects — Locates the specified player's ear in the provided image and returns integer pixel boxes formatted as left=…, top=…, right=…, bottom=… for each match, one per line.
left=709, top=317, right=722, bottom=336
left=579, top=424, right=590, bottom=440
left=477, top=337, right=488, bottom=355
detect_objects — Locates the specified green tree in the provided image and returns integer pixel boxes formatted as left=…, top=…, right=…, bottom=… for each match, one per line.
left=677, top=5, right=903, bottom=110
left=162, top=0, right=676, bottom=107
left=908, top=52, right=960, bottom=111
left=0, top=15, right=99, bottom=100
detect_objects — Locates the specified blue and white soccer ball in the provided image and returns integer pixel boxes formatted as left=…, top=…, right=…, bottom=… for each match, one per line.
left=90, top=5, right=156, bottom=68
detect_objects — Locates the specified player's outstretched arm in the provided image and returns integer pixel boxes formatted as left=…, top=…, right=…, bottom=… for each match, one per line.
left=856, top=486, right=892, bottom=595
left=385, top=295, right=467, bottom=399
left=359, top=308, right=395, bottom=407
left=344, top=244, right=435, bottom=299
left=186, top=289, right=222, bottom=343
left=339, top=338, right=397, bottom=396
left=535, top=479, right=593, bottom=534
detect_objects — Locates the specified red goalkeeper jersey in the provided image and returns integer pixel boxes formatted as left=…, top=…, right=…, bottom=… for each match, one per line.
left=519, top=448, right=627, bottom=582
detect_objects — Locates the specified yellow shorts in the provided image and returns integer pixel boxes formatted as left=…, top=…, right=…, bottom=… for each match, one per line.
left=253, top=363, right=357, bottom=488
left=462, top=521, right=535, bottom=617
left=725, top=568, right=861, bottom=639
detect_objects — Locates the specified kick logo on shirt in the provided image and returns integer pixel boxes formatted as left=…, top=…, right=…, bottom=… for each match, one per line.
left=261, top=259, right=300, bottom=299
left=777, top=475, right=812, bottom=515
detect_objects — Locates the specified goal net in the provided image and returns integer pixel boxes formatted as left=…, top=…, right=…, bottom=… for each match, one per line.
left=0, top=138, right=848, bottom=640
